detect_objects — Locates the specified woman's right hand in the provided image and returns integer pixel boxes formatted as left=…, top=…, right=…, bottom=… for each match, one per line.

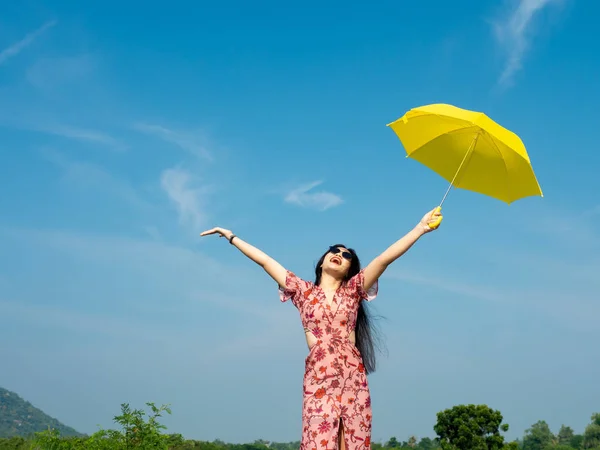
left=200, top=226, right=288, bottom=286
left=200, top=227, right=233, bottom=240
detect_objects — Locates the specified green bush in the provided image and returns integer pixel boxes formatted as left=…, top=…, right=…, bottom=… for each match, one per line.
left=30, top=402, right=183, bottom=450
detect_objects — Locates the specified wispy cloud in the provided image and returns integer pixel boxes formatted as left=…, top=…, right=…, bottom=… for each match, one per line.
left=384, top=270, right=506, bottom=303
left=0, top=299, right=166, bottom=343
left=284, top=180, right=343, bottom=211
left=0, top=225, right=278, bottom=331
left=0, top=296, right=293, bottom=364
left=35, top=124, right=125, bottom=150
left=385, top=254, right=600, bottom=333
left=134, top=123, right=213, bottom=161
left=522, top=204, right=600, bottom=249
left=582, top=204, right=600, bottom=220
left=0, top=20, right=57, bottom=67
left=492, top=0, right=560, bottom=85
left=161, top=168, right=211, bottom=229
left=0, top=117, right=125, bottom=150
left=26, top=54, right=96, bottom=90
left=41, top=149, right=149, bottom=209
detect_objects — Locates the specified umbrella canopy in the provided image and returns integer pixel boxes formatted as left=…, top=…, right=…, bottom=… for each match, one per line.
left=387, top=103, right=543, bottom=205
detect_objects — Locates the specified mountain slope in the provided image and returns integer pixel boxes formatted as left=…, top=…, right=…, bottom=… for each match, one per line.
left=0, top=387, right=81, bottom=438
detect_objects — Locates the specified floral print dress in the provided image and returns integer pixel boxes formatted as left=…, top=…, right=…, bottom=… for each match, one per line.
left=279, top=268, right=378, bottom=450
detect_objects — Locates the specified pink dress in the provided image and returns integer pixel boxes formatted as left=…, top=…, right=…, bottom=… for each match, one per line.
left=279, top=269, right=378, bottom=450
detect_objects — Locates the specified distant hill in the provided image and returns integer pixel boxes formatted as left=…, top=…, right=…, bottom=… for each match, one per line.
left=0, top=387, right=82, bottom=438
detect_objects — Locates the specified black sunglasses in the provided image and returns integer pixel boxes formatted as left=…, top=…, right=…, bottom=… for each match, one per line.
left=329, top=246, right=352, bottom=260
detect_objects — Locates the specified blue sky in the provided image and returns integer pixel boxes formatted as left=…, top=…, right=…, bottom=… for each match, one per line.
left=1, top=0, right=599, bottom=444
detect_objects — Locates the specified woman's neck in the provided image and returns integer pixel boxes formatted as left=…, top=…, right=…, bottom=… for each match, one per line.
left=319, top=272, right=343, bottom=291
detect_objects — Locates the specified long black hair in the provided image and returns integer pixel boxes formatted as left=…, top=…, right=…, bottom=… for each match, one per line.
left=314, top=244, right=384, bottom=375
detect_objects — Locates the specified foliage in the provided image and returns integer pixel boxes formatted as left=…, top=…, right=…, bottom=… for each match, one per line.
left=0, top=394, right=598, bottom=450
left=0, top=388, right=81, bottom=439
left=375, top=436, right=440, bottom=449
left=569, top=435, right=585, bottom=450
left=30, top=402, right=183, bottom=449
left=0, top=436, right=30, bottom=450
left=433, top=404, right=511, bottom=449
left=558, top=426, right=575, bottom=446
left=583, top=413, right=600, bottom=449
left=522, top=420, right=555, bottom=450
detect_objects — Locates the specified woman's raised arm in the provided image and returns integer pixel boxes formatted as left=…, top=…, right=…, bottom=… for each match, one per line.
left=362, top=207, right=443, bottom=291
left=200, top=227, right=288, bottom=287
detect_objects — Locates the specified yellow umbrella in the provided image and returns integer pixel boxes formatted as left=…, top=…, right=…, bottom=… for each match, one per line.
left=387, top=103, right=543, bottom=229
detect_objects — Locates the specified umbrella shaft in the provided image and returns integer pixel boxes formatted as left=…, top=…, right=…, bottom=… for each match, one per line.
left=439, top=132, right=480, bottom=207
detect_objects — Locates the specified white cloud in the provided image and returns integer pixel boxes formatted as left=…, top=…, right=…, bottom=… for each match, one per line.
left=0, top=226, right=289, bottom=344
left=284, top=180, right=343, bottom=211
left=384, top=254, right=600, bottom=333
left=144, top=225, right=162, bottom=241
left=0, top=50, right=124, bottom=151
left=492, top=0, right=561, bottom=85
left=384, top=270, right=506, bottom=303
left=0, top=117, right=124, bottom=150
left=0, top=299, right=165, bottom=343
left=582, top=204, right=600, bottom=220
left=160, top=168, right=210, bottom=229
left=26, top=54, right=96, bottom=90
left=41, top=149, right=149, bottom=209
left=521, top=204, right=600, bottom=250
left=0, top=20, right=56, bottom=66
left=134, top=123, right=213, bottom=161
left=35, top=124, right=125, bottom=149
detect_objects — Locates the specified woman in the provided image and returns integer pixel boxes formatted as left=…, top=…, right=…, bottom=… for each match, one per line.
left=200, top=207, right=442, bottom=450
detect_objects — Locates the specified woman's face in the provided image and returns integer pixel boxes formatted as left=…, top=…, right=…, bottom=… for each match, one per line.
left=322, top=245, right=353, bottom=278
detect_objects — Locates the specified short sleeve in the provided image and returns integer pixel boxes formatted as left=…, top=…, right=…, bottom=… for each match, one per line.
left=346, top=269, right=378, bottom=301
left=278, top=270, right=310, bottom=309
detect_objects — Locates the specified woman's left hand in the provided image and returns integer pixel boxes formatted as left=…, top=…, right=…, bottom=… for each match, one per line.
left=419, top=207, right=443, bottom=233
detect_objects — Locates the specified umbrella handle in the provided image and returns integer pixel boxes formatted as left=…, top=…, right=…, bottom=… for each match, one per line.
left=427, top=206, right=443, bottom=230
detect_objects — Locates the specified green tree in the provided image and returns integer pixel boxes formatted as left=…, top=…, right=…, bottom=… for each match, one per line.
left=112, top=402, right=180, bottom=448
left=557, top=426, right=575, bottom=447
left=387, top=437, right=400, bottom=448
left=0, top=436, right=30, bottom=450
left=522, top=420, right=554, bottom=450
left=583, top=413, right=600, bottom=449
left=30, top=428, right=89, bottom=449
left=570, top=434, right=584, bottom=449
left=417, top=437, right=440, bottom=450
left=433, top=404, right=511, bottom=450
